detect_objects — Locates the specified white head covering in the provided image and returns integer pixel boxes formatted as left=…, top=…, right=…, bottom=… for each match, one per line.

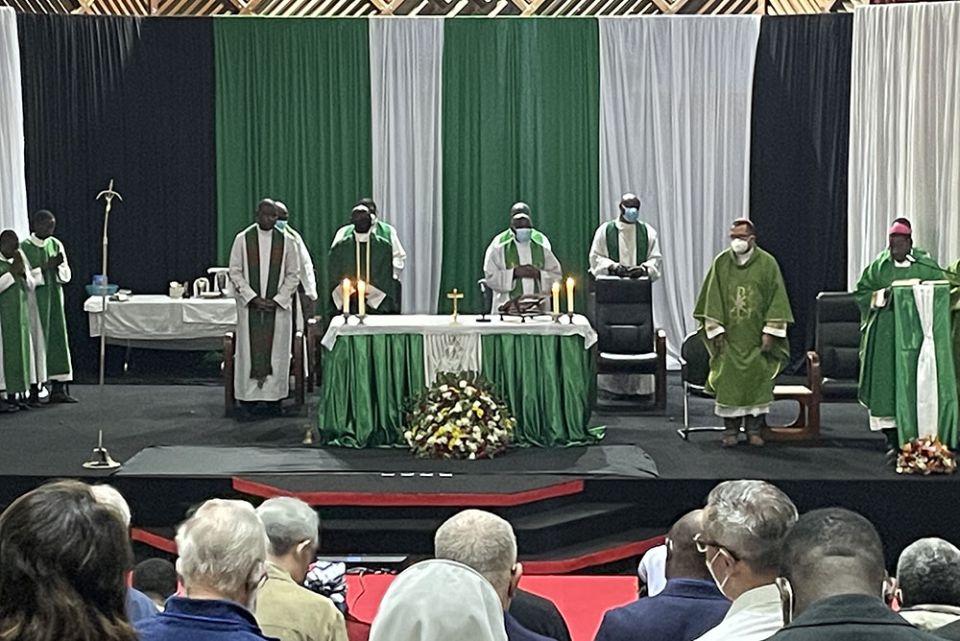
left=370, top=559, right=507, bottom=641
left=638, top=544, right=668, bottom=596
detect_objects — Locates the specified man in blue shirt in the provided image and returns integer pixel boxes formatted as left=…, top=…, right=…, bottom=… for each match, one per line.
left=594, top=510, right=730, bottom=641
left=135, top=499, right=275, bottom=641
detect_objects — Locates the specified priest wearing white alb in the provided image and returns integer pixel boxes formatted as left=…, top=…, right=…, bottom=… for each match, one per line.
left=228, top=199, right=301, bottom=410
left=274, top=201, right=318, bottom=321
left=589, top=192, right=663, bottom=398
left=482, top=203, right=562, bottom=314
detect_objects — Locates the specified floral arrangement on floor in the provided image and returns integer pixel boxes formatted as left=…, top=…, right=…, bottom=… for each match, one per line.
left=405, top=371, right=515, bottom=459
left=896, top=435, right=957, bottom=475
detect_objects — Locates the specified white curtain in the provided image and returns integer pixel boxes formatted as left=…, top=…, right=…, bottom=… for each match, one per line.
left=0, top=7, right=28, bottom=237
left=369, top=17, right=444, bottom=314
left=599, top=16, right=761, bottom=363
left=848, top=3, right=960, bottom=288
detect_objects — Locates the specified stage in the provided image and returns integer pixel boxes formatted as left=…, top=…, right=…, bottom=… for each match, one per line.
left=2, top=374, right=957, bottom=579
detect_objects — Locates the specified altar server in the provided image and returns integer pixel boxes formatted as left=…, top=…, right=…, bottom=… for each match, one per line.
left=228, top=200, right=301, bottom=408
left=855, top=219, right=948, bottom=456
left=332, top=197, right=406, bottom=280
left=20, top=210, right=77, bottom=404
left=482, top=203, right=562, bottom=314
left=327, top=205, right=399, bottom=317
left=693, top=219, right=793, bottom=448
left=0, top=230, right=36, bottom=410
left=589, top=193, right=662, bottom=281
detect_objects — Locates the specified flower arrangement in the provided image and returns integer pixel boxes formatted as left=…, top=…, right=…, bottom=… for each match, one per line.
left=896, top=435, right=957, bottom=475
left=405, top=371, right=515, bottom=459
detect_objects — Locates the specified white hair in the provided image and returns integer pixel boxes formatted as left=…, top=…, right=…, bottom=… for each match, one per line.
left=897, top=538, right=960, bottom=607
left=434, top=510, right=517, bottom=598
left=90, top=484, right=131, bottom=528
left=703, top=480, right=798, bottom=573
left=256, top=497, right=319, bottom=556
left=176, top=499, right=267, bottom=599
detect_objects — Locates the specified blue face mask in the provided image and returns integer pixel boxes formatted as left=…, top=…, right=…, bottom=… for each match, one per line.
left=275, top=220, right=288, bottom=231
left=514, top=228, right=533, bottom=243
left=622, top=207, right=640, bottom=223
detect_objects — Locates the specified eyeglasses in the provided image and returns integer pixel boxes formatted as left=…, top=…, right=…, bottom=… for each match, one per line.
left=694, top=533, right=740, bottom=561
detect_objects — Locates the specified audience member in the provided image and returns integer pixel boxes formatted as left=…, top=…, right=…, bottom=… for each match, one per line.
left=767, top=508, right=943, bottom=641
left=693, top=480, right=798, bottom=641
left=369, top=558, right=507, bottom=641
left=90, top=484, right=160, bottom=624
left=510, top=589, right=572, bottom=641
left=254, top=497, right=347, bottom=641
left=594, top=510, right=730, bottom=641
left=132, top=559, right=178, bottom=610
left=435, top=509, right=555, bottom=641
left=0, top=480, right=138, bottom=641
left=896, top=538, right=960, bottom=630
left=135, top=499, right=273, bottom=641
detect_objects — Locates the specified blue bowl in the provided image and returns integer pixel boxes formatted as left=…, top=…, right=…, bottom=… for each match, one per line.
left=85, top=284, right=119, bottom=297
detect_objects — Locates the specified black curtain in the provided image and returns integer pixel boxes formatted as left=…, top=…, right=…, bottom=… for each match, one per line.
left=750, top=14, right=853, bottom=372
left=18, top=16, right=217, bottom=378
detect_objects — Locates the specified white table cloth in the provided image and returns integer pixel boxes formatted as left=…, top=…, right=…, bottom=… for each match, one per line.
left=85, top=295, right=237, bottom=349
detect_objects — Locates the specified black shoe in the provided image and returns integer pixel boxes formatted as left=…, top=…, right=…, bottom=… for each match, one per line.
left=0, top=401, right=18, bottom=413
left=48, top=390, right=79, bottom=404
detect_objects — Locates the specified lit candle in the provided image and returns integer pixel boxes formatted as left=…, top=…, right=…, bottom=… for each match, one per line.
left=552, top=281, right=561, bottom=316
left=341, top=279, right=352, bottom=316
left=357, top=280, right=366, bottom=317
left=566, top=277, right=575, bottom=315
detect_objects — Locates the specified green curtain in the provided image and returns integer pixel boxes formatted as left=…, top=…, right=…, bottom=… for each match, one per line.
left=319, top=334, right=425, bottom=447
left=481, top=334, right=599, bottom=447
left=439, top=18, right=600, bottom=314
left=214, top=17, right=372, bottom=303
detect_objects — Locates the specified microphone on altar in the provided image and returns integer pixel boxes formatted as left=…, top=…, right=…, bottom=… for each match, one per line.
left=905, top=253, right=960, bottom=279
left=477, top=279, right=493, bottom=323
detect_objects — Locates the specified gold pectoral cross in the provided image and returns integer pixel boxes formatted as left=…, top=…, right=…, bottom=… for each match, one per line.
left=447, top=288, right=464, bottom=324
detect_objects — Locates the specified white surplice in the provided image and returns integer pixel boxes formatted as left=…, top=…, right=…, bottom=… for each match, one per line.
left=228, top=225, right=300, bottom=402
left=482, top=233, right=562, bottom=314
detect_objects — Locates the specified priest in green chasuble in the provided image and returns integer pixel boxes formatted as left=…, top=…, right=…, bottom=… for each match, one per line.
left=332, top=197, right=406, bottom=280
left=0, top=230, right=37, bottom=409
left=228, top=199, right=301, bottom=406
left=590, top=193, right=664, bottom=398
left=693, top=218, right=793, bottom=448
left=327, top=205, right=399, bottom=317
left=856, top=218, right=951, bottom=455
left=482, top=202, right=562, bottom=314
left=20, top=210, right=77, bottom=404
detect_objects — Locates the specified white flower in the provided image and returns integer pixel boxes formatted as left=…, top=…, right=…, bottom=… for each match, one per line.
left=459, top=380, right=467, bottom=389
left=468, top=452, right=476, bottom=460
left=439, top=385, right=448, bottom=392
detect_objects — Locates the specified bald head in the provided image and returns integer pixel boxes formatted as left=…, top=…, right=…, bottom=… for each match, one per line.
left=666, top=510, right=711, bottom=581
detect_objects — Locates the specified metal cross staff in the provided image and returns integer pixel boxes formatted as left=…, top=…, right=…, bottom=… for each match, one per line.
left=96, top=180, right=122, bottom=387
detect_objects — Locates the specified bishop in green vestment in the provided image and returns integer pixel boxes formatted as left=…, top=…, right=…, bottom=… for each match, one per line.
left=855, top=218, right=947, bottom=453
left=482, top=203, right=562, bottom=314
left=327, top=205, right=399, bottom=318
left=0, top=230, right=36, bottom=404
left=20, top=210, right=76, bottom=404
left=693, top=219, right=793, bottom=448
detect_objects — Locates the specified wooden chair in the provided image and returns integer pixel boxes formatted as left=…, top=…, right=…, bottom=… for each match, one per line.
left=224, top=330, right=305, bottom=417
left=764, top=351, right=822, bottom=441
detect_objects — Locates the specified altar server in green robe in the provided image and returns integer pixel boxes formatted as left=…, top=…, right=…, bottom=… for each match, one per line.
left=0, top=230, right=37, bottom=409
left=855, top=219, right=946, bottom=455
left=20, top=210, right=76, bottom=404
left=327, top=205, right=399, bottom=317
left=693, top=218, right=793, bottom=448
left=588, top=193, right=662, bottom=281
left=332, top=197, right=406, bottom=280
left=228, top=199, right=301, bottom=407
left=482, top=203, right=562, bottom=314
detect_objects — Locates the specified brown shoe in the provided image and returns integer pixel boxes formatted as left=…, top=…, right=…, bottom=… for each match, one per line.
left=748, top=433, right=765, bottom=447
left=721, top=434, right=739, bottom=448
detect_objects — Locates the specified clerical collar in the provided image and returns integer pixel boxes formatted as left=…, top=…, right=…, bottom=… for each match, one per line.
left=355, top=231, right=371, bottom=243
left=28, top=234, right=46, bottom=247
left=735, top=247, right=754, bottom=266
left=258, top=226, right=273, bottom=235
left=893, top=258, right=911, bottom=268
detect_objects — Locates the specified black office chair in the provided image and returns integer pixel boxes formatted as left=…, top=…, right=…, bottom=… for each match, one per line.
left=813, top=292, right=862, bottom=401
left=676, top=330, right=725, bottom=440
left=592, top=276, right=666, bottom=412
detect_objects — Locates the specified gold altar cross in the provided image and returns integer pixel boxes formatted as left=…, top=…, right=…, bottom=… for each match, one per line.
left=447, top=288, right=464, bottom=323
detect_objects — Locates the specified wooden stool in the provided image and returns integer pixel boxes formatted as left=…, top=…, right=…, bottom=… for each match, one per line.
left=763, top=351, right=822, bottom=441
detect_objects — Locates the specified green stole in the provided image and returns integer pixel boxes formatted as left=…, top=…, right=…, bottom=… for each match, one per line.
left=499, top=229, right=546, bottom=298
left=244, top=227, right=285, bottom=383
left=605, top=221, right=648, bottom=266
left=340, top=220, right=393, bottom=245
left=0, top=259, right=31, bottom=394
left=20, top=237, right=71, bottom=377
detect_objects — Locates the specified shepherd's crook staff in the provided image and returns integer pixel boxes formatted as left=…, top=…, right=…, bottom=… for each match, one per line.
left=96, top=180, right=122, bottom=387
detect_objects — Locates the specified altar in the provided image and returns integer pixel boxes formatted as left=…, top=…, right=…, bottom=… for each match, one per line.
left=318, top=314, right=600, bottom=448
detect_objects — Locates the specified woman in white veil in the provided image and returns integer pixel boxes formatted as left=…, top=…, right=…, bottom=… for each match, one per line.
left=370, top=559, right=508, bottom=641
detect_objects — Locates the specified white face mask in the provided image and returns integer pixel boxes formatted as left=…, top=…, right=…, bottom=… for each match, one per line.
left=730, top=238, right=750, bottom=254
left=706, top=548, right=732, bottom=597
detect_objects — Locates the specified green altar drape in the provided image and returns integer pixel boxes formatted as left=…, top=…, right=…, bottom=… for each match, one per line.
left=318, top=333, right=598, bottom=448
left=214, top=17, right=372, bottom=297
left=439, top=18, right=600, bottom=314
